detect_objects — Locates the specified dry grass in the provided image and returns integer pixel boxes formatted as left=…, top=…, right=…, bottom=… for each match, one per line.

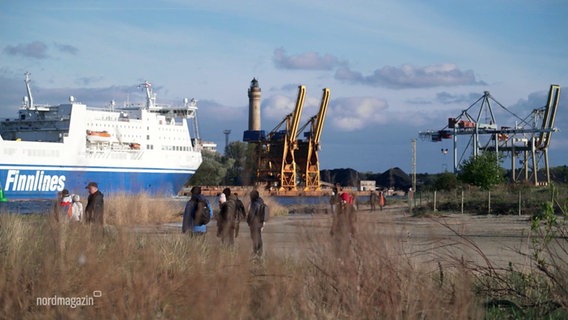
left=0, top=208, right=492, bottom=319
left=299, top=219, right=484, bottom=319
left=104, top=193, right=184, bottom=225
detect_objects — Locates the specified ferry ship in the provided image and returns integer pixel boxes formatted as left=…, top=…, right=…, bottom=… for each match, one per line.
left=0, top=73, right=203, bottom=200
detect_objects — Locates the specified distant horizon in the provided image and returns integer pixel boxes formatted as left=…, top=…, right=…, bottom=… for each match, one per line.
left=1, top=1, right=566, bottom=174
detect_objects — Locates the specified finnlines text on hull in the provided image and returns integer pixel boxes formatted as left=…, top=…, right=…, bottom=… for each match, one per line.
left=3, top=170, right=66, bottom=192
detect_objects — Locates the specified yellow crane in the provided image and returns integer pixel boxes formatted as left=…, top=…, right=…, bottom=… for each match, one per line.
left=279, top=85, right=306, bottom=191
left=296, top=88, right=330, bottom=191
left=255, top=85, right=306, bottom=191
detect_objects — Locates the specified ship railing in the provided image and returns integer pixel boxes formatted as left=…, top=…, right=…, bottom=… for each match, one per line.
left=85, top=148, right=145, bottom=160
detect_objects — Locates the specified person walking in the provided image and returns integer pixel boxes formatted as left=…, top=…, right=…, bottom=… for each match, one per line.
left=330, top=194, right=357, bottom=257
left=85, top=182, right=104, bottom=225
left=329, top=183, right=341, bottom=214
left=247, top=190, right=268, bottom=257
left=234, top=193, right=246, bottom=238
left=54, top=189, right=73, bottom=222
left=182, top=186, right=212, bottom=237
left=378, top=191, right=386, bottom=211
left=70, top=194, right=83, bottom=222
left=216, top=192, right=227, bottom=238
left=217, top=188, right=237, bottom=246
left=369, top=191, right=378, bottom=212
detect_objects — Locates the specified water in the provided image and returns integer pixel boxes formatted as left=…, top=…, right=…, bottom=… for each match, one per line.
left=0, top=195, right=379, bottom=215
left=0, top=200, right=55, bottom=215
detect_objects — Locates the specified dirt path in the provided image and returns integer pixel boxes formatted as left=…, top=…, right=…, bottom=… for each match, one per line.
left=146, top=206, right=546, bottom=270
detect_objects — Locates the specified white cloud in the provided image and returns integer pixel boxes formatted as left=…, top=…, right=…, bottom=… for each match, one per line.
left=262, top=95, right=296, bottom=121
left=335, top=64, right=486, bottom=89
left=329, top=97, right=388, bottom=131
left=273, top=47, right=344, bottom=70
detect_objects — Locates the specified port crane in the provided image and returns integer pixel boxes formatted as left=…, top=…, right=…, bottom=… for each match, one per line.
left=419, top=85, right=560, bottom=185
left=295, top=88, right=330, bottom=191
left=254, top=85, right=306, bottom=191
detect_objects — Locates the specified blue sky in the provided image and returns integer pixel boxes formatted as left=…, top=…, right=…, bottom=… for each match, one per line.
left=1, top=0, right=567, bottom=174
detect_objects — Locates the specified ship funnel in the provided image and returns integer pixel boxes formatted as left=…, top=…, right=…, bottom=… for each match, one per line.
left=69, top=96, right=75, bottom=102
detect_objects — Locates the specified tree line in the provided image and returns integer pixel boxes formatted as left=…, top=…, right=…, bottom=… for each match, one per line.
left=189, top=142, right=568, bottom=190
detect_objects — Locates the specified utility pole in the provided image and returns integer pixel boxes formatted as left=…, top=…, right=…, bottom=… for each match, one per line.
left=223, top=129, right=231, bottom=153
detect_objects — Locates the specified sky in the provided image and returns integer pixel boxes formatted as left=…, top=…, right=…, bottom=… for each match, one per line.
left=1, top=0, right=567, bottom=175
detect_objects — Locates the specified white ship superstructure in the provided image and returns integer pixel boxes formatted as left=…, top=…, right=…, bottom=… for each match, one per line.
left=0, top=73, right=203, bottom=199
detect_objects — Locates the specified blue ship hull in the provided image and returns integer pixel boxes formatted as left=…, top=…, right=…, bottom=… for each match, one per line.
left=0, top=165, right=194, bottom=200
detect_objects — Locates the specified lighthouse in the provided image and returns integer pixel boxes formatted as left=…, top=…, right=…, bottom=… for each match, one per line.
left=243, top=78, right=266, bottom=142
left=248, top=78, right=261, bottom=131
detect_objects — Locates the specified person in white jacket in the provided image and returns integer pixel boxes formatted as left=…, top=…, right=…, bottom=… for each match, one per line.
left=71, top=194, right=83, bottom=222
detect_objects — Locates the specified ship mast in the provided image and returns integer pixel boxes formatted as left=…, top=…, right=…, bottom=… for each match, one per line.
left=24, top=72, right=33, bottom=109
left=139, top=81, right=155, bottom=109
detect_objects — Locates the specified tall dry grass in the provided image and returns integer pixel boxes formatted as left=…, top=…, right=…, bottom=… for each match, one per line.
left=0, top=208, right=492, bottom=319
left=104, top=193, right=184, bottom=225
left=299, top=218, right=484, bottom=319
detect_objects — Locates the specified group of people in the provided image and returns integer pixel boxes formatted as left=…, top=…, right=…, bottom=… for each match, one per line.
left=55, top=181, right=104, bottom=225
left=369, top=190, right=386, bottom=211
left=329, top=184, right=357, bottom=237
left=182, top=186, right=268, bottom=257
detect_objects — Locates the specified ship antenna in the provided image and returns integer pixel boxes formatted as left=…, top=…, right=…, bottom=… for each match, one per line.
left=24, top=72, right=33, bottom=110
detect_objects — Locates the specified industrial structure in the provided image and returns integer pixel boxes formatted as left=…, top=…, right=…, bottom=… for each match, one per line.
left=295, top=88, right=330, bottom=191
left=419, top=85, right=560, bottom=186
left=243, top=79, right=330, bottom=191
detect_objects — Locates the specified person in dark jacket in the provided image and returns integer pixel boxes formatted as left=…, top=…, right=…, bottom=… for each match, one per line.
left=182, top=186, right=212, bottom=236
left=234, top=193, right=246, bottom=238
left=217, top=188, right=237, bottom=246
left=369, top=191, right=378, bottom=212
left=85, top=182, right=104, bottom=225
left=247, top=190, right=267, bottom=257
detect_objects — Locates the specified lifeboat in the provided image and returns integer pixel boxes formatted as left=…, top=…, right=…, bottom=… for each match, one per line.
left=129, top=143, right=141, bottom=150
left=87, top=130, right=112, bottom=143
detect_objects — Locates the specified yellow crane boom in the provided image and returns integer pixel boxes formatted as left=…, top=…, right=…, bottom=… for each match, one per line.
left=295, top=88, right=330, bottom=191
left=279, top=85, right=306, bottom=191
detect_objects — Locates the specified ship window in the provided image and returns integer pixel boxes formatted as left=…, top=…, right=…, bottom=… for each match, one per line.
left=146, top=135, right=150, bottom=140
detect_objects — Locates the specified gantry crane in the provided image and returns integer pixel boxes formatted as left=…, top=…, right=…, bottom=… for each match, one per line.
left=419, top=85, right=560, bottom=186
left=254, top=85, right=306, bottom=191
left=502, top=85, right=560, bottom=185
left=295, top=88, right=330, bottom=191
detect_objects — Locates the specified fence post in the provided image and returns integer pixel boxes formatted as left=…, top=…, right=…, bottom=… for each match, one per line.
left=461, top=189, right=464, bottom=214
left=488, top=190, right=491, bottom=215
left=433, top=190, right=437, bottom=212
left=408, top=190, right=413, bottom=215
left=518, top=190, right=522, bottom=216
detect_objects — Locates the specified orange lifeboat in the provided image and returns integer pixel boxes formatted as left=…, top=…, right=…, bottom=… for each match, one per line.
left=86, top=130, right=112, bottom=143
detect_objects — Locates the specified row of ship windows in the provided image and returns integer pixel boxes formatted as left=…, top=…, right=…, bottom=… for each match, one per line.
left=145, top=135, right=188, bottom=141
left=88, top=123, right=186, bottom=132
left=148, top=145, right=192, bottom=151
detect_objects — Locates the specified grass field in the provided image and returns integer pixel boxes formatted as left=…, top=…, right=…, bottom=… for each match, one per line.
left=1, top=187, right=567, bottom=319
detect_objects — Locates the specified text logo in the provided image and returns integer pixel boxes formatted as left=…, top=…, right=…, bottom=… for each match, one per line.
left=4, top=170, right=66, bottom=192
